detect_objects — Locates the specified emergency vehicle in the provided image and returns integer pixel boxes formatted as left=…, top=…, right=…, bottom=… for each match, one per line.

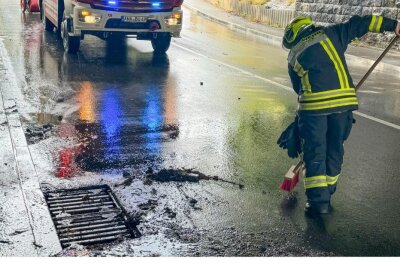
left=39, top=0, right=183, bottom=53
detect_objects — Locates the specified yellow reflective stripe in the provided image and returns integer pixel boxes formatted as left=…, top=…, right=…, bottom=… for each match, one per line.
left=300, top=101, right=359, bottom=111
left=295, top=67, right=306, bottom=76
left=369, top=16, right=377, bottom=32
left=305, top=175, right=326, bottom=182
left=301, top=76, right=307, bottom=91
left=323, top=39, right=348, bottom=88
left=300, top=88, right=356, bottom=102
left=320, top=40, right=345, bottom=88
left=376, top=16, right=383, bottom=32
left=301, top=88, right=355, bottom=96
left=293, top=60, right=301, bottom=73
left=305, top=183, right=329, bottom=189
left=369, top=16, right=383, bottom=33
left=304, top=175, right=328, bottom=189
left=304, top=177, right=328, bottom=189
left=327, top=175, right=339, bottom=185
left=294, top=60, right=312, bottom=93
left=294, top=60, right=305, bottom=75
left=299, top=100, right=358, bottom=111
left=300, top=97, right=357, bottom=107
left=299, top=98, right=357, bottom=109
left=303, top=72, right=312, bottom=93
left=301, top=92, right=356, bottom=102
left=326, top=38, right=349, bottom=88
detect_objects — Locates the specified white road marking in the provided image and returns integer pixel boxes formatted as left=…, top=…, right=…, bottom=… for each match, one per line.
left=172, top=42, right=400, bottom=131
left=173, top=43, right=293, bottom=92
left=357, top=90, right=382, bottom=94
left=353, top=111, right=400, bottom=130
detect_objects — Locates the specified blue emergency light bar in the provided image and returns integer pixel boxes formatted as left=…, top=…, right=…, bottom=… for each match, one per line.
left=108, top=1, right=116, bottom=4
left=152, top=3, right=160, bottom=7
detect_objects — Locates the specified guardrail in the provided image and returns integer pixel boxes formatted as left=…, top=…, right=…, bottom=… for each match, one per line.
left=208, top=0, right=295, bottom=28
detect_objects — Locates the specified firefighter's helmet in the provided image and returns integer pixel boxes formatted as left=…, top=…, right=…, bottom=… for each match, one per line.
left=283, top=16, right=315, bottom=49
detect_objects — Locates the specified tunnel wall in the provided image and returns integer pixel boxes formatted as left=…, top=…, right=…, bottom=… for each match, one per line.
left=205, top=0, right=400, bottom=49
left=295, top=0, right=400, bottom=24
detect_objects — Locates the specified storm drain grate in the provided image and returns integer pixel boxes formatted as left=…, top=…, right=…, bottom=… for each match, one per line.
left=43, top=184, right=140, bottom=248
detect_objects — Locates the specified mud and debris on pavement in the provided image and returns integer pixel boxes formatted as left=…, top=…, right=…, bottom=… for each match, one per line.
left=1, top=0, right=400, bottom=258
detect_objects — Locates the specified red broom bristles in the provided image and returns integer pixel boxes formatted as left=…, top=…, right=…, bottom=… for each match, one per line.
left=279, top=161, right=303, bottom=192
left=279, top=172, right=300, bottom=192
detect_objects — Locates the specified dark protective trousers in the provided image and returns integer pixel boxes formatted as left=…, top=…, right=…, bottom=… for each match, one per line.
left=298, top=111, right=353, bottom=209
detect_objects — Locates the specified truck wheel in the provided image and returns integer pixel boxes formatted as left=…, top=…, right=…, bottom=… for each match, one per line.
left=21, top=0, right=27, bottom=12
left=26, top=0, right=31, bottom=12
left=42, top=7, right=54, bottom=31
left=56, top=1, right=64, bottom=39
left=151, top=33, right=171, bottom=54
left=39, top=0, right=43, bottom=20
left=61, top=19, right=80, bottom=54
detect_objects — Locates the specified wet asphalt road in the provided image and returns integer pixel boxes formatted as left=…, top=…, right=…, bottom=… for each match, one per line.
left=1, top=0, right=400, bottom=256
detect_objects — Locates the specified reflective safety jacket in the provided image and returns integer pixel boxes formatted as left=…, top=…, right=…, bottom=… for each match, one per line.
left=288, top=15, right=398, bottom=115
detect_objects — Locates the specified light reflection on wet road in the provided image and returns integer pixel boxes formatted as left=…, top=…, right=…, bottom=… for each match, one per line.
left=1, top=0, right=400, bottom=256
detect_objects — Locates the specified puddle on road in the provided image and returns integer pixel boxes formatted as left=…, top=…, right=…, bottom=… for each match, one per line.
left=48, top=79, right=180, bottom=177
left=73, top=122, right=179, bottom=171
left=53, top=120, right=181, bottom=177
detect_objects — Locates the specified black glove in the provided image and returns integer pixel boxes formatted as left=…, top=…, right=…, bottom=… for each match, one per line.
left=277, top=116, right=302, bottom=159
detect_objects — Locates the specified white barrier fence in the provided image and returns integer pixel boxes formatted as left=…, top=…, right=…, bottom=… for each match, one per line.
left=208, top=0, right=295, bottom=28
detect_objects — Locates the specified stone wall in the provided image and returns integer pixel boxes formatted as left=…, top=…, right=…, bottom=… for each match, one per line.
left=295, top=0, right=400, bottom=24
left=207, top=0, right=295, bottom=28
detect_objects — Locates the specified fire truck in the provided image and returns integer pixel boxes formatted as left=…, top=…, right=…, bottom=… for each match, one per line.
left=39, top=0, right=183, bottom=53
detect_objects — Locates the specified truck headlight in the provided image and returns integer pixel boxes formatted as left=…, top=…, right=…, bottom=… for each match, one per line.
left=165, top=11, right=182, bottom=26
left=79, top=10, right=101, bottom=23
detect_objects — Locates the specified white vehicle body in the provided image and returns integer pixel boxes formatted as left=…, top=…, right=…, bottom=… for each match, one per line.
left=41, top=0, right=183, bottom=53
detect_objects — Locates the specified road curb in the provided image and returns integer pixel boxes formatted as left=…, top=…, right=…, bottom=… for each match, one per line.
left=183, top=2, right=400, bottom=74
left=183, top=2, right=282, bottom=46
left=0, top=39, right=62, bottom=256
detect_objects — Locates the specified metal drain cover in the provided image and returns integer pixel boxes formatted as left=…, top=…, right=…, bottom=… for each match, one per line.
left=43, top=184, right=140, bottom=248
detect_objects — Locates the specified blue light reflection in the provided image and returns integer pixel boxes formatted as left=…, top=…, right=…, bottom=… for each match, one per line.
left=142, top=87, right=163, bottom=152
left=100, top=89, right=123, bottom=161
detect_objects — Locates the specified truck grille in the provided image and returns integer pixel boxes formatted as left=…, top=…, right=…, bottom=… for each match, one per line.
left=105, top=19, right=160, bottom=29
left=43, top=185, right=140, bottom=248
left=92, top=0, right=176, bottom=13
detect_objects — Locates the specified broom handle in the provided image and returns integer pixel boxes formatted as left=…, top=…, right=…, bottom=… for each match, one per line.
left=355, top=35, right=399, bottom=91
left=293, top=160, right=303, bottom=173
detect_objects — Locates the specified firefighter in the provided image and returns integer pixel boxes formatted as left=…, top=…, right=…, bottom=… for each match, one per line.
left=282, top=15, right=400, bottom=215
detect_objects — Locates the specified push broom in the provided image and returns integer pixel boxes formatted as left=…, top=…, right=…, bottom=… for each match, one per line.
left=279, top=35, right=400, bottom=192
left=279, top=160, right=303, bottom=192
